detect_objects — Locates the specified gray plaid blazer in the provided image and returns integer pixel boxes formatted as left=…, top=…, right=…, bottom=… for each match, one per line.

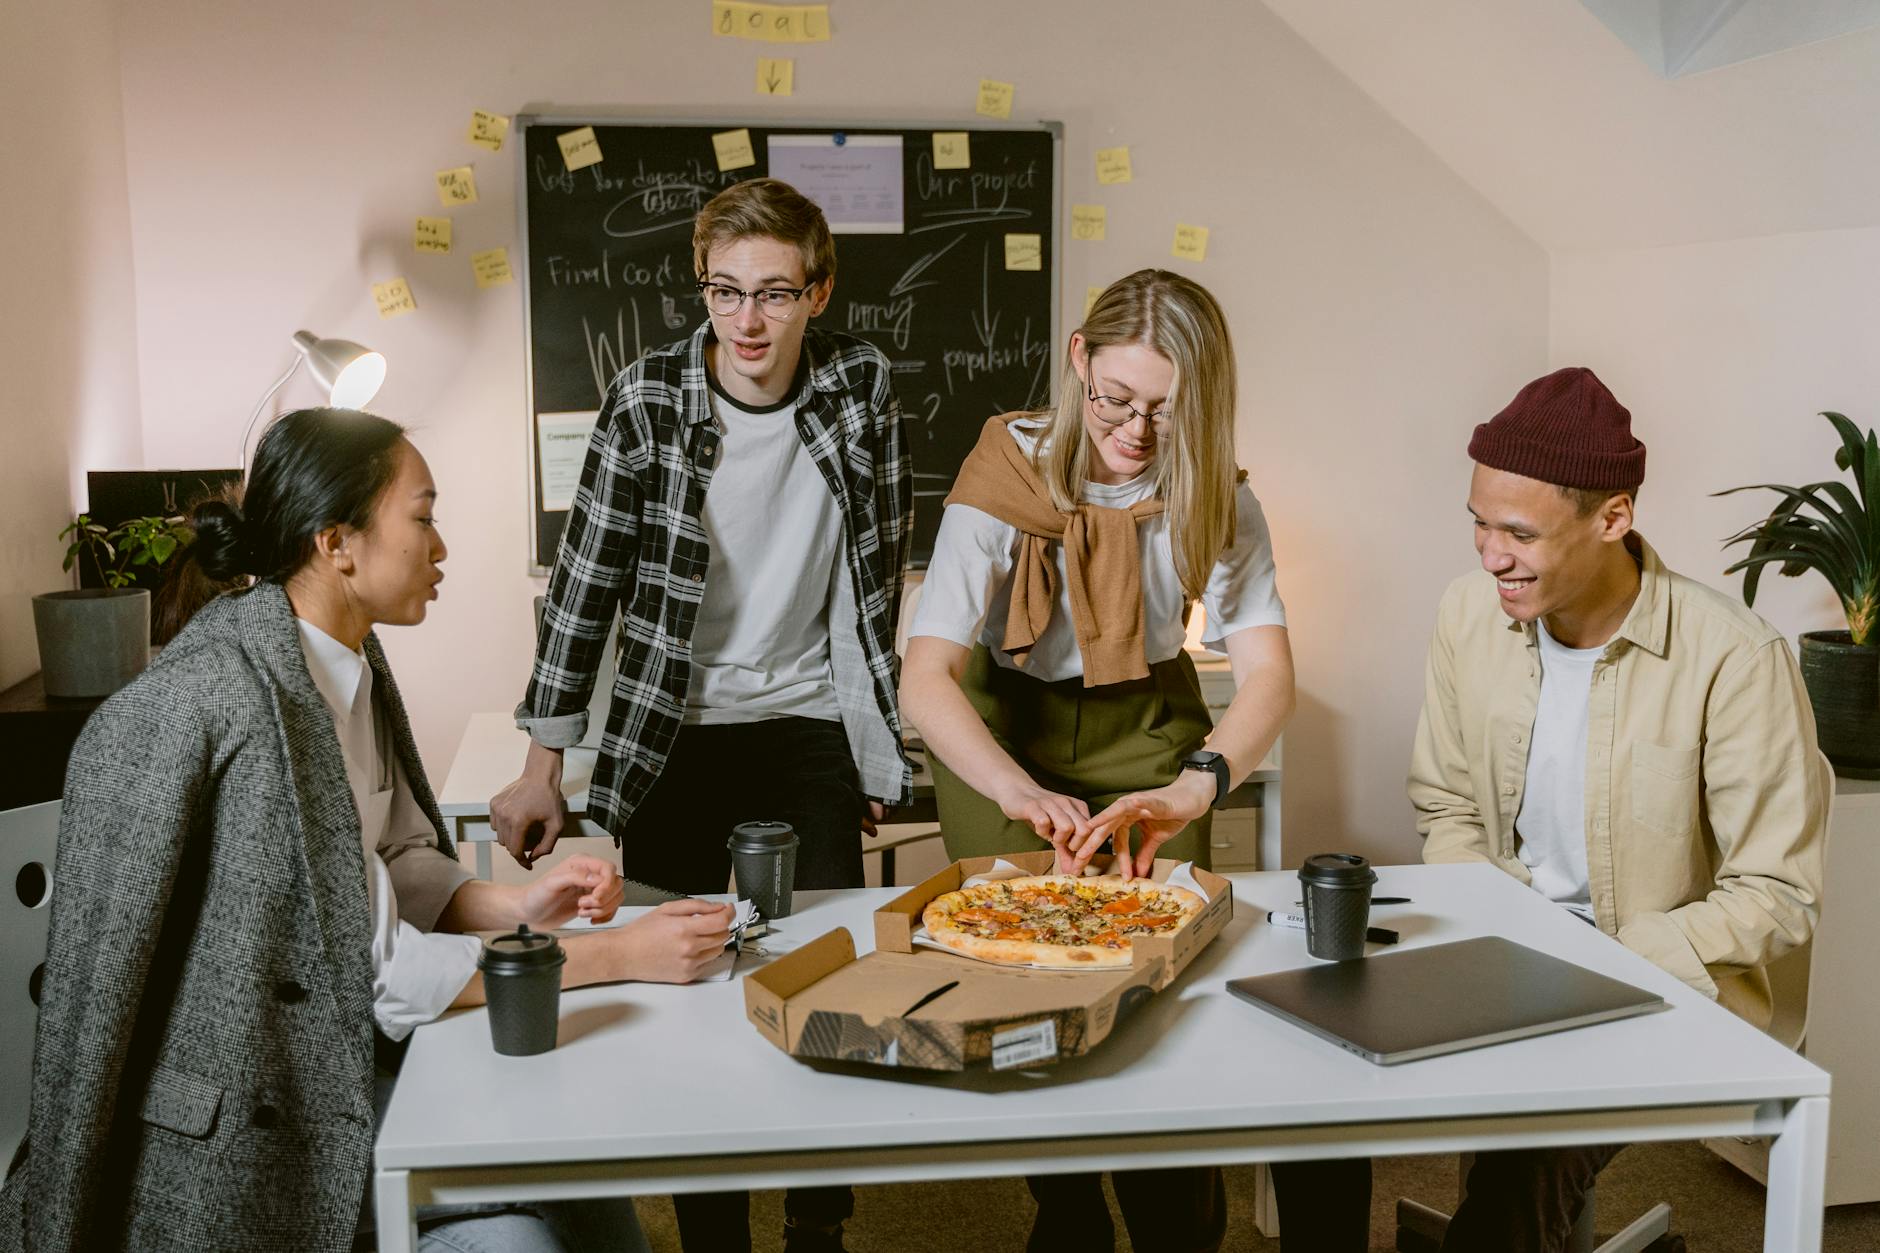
left=0, top=582, right=458, bottom=1252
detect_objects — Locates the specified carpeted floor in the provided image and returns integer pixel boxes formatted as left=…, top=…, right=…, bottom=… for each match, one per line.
left=633, top=1142, right=1880, bottom=1250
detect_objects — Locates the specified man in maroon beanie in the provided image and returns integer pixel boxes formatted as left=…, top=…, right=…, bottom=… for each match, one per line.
left=1398, top=366, right=1827, bottom=1250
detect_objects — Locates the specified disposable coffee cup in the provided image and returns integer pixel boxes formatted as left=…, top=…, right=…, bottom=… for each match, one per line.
left=728, top=820, right=798, bottom=919
left=1297, top=853, right=1378, bottom=961
left=478, top=923, right=565, bottom=1056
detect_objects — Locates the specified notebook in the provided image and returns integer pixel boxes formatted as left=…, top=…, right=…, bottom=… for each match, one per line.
left=1226, top=935, right=1668, bottom=1065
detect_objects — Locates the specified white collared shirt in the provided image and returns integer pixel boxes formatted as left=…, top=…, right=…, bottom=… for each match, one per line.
left=297, top=619, right=479, bottom=1041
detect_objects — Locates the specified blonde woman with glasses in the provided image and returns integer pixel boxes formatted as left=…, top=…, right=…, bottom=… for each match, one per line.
left=899, top=268, right=1294, bottom=1252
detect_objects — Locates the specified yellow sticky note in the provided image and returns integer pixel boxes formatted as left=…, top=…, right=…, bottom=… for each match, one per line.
left=1095, top=147, right=1133, bottom=185
left=713, top=128, right=757, bottom=171
left=372, top=278, right=417, bottom=319
left=714, top=2, right=829, bottom=42
left=1071, top=204, right=1106, bottom=242
left=472, top=247, right=514, bottom=289
left=976, top=79, right=1015, bottom=119
left=558, top=127, right=603, bottom=172
left=756, top=57, right=794, bottom=95
left=414, top=217, right=452, bottom=255
left=435, top=166, right=478, bottom=206
left=1003, top=233, right=1042, bottom=272
left=932, top=132, right=970, bottom=170
left=1085, top=285, right=1105, bottom=318
left=1171, top=223, right=1211, bottom=262
left=468, top=110, right=509, bottom=152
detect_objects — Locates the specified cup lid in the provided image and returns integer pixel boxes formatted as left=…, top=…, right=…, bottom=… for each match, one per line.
left=480, top=923, right=564, bottom=969
left=1298, top=852, right=1378, bottom=887
left=728, top=820, right=797, bottom=852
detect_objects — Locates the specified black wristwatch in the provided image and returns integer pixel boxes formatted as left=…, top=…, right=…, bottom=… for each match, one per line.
left=1179, top=750, right=1231, bottom=810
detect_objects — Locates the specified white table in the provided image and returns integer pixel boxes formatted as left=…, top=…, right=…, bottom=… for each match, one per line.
left=374, top=864, right=1830, bottom=1251
left=436, top=711, right=1284, bottom=879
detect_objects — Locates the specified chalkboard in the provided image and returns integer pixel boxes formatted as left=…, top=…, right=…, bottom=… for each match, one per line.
left=517, top=116, right=1062, bottom=572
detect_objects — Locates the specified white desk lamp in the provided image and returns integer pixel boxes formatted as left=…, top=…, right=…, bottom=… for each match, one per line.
left=241, top=330, right=387, bottom=469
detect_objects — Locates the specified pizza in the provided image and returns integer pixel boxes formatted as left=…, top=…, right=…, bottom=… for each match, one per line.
left=920, top=875, right=1206, bottom=969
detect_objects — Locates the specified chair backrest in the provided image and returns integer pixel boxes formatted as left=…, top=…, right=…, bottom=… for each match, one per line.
left=1, top=800, right=60, bottom=1166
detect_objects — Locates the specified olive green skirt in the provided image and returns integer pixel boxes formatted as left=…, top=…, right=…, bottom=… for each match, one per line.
left=928, top=645, right=1216, bottom=868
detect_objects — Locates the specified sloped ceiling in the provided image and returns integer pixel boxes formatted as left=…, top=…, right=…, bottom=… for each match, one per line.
left=1258, top=0, right=1880, bottom=251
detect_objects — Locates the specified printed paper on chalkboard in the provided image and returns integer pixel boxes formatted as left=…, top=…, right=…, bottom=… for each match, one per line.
left=768, top=134, right=903, bottom=234
left=538, top=411, right=599, bottom=511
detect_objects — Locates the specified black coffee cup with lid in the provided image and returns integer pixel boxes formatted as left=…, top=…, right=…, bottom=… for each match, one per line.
left=727, top=820, right=798, bottom=919
left=478, top=923, right=565, bottom=1056
left=1297, top=853, right=1378, bottom=961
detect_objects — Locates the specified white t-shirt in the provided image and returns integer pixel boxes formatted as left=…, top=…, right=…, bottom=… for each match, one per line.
left=297, top=620, right=480, bottom=1042
left=909, top=415, right=1287, bottom=680
left=1514, top=620, right=1604, bottom=922
left=686, top=374, right=843, bottom=724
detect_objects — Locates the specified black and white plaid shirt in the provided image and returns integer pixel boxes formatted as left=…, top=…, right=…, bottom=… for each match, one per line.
left=517, top=322, right=914, bottom=836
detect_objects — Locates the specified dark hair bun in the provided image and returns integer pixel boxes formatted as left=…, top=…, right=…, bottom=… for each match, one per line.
left=189, top=497, right=254, bottom=581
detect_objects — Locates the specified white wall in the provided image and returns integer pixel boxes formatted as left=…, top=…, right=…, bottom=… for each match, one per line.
left=1550, top=227, right=1880, bottom=644
left=114, top=0, right=1547, bottom=865
left=0, top=0, right=143, bottom=688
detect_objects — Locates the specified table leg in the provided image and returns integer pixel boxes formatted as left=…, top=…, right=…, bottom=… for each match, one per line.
left=375, top=1167, right=417, bottom=1253
left=1764, top=1095, right=1828, bottom=1252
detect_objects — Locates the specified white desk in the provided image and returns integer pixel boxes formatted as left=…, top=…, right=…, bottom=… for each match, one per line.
left=436, top=711, right=1284, bottom=879
left=374, top=864, right=1830, bottom=1251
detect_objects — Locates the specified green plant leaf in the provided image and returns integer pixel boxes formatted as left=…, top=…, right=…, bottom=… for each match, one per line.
left=1718, top=483, right=1864, bottom=577
left=1821, top=412, right=1870, bottom=507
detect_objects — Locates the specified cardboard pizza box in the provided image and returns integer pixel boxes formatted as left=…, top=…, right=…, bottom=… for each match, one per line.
left=741, top=852, right=1232, bottom=1072
left=873, top=850, right=1234, bottom=991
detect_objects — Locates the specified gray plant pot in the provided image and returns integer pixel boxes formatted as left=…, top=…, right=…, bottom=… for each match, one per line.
left=1798, top=630, right=1880, bottom=780
left=32, top=589, right=151, bottom=699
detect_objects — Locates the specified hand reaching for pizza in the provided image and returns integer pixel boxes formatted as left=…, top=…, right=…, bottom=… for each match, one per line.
left=998, top=781, right=1092, bottom=865
left=1071, top=771, right=1218, bottom=878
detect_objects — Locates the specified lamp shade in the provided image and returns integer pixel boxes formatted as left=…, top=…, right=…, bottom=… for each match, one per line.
left=291, top=330, right=386, bottom=409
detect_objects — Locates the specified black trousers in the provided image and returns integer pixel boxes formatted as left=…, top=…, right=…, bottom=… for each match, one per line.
left=618, top=717, right=863, bottom=1252
left=1270, top=1144, right=1626, bottom=1253
left=1026, top=1167, right=1227, bottom=1253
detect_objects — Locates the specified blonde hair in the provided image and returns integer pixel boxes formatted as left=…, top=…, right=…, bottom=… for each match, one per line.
left=692, top=178, right=837, bottom=285
left=1035, top=269, right=1239, bottom=600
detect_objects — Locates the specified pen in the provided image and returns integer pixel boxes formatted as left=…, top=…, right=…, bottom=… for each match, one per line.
left=1265, top=910, right=1399, bottom=946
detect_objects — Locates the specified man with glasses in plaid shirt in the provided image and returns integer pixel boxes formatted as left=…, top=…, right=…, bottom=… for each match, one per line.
left=492, top=177, right=912, bottom=1253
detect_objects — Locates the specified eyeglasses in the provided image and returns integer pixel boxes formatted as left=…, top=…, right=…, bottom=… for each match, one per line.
left=696, top=280, right=813, bottom=320
left=1086, top=382, right=1171, bottom=429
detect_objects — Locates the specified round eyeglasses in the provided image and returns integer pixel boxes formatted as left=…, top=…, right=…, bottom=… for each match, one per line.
left=1086, top=382, right=1171, bottom=428
left=696, top=280, right=812, bottom=320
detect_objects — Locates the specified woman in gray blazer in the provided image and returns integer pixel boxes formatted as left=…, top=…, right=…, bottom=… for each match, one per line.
left=2, top=409, right=734, bottom=1253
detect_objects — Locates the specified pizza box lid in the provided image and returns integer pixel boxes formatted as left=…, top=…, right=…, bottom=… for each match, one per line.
left=870, top=850, right=1233, bottom=991
left=742, top=925, right=1165, bottom=1071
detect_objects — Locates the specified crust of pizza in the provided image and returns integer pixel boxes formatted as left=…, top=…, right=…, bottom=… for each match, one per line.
left=920, top=875, right=1205, bottom=969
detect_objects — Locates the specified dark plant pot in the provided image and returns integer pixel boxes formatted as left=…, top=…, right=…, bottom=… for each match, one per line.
left=31, top=589, right=151, bottom=699
left=1799, top=630, right=1880, bottom=780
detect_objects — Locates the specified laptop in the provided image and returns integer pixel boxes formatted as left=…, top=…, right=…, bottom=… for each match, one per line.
left=1227, top=936, right=1668, bottom=1065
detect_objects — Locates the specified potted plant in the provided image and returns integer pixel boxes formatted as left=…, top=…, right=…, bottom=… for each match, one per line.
left=31, top=513, right=194, bottom=698
left=1718, top=411, right=1880, bottom=778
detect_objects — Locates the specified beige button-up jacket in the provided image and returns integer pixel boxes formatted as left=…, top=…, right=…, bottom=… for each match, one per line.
left=1409, top=535, right=1828, bottom=1034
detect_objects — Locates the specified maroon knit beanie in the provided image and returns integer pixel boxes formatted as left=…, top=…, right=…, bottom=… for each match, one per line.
left=1469, top=367, right=1646, bottom=492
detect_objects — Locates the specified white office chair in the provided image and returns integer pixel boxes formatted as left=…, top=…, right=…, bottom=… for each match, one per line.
left=1, top=800, right=60, bottom=1168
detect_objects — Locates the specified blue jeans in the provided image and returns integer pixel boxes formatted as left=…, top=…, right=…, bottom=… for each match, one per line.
left=417, top=1199, right=650, bottom=1253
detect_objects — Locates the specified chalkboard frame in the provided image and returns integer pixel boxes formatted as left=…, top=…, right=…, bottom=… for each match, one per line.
left=515, top=112, right=1064, bottom=575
